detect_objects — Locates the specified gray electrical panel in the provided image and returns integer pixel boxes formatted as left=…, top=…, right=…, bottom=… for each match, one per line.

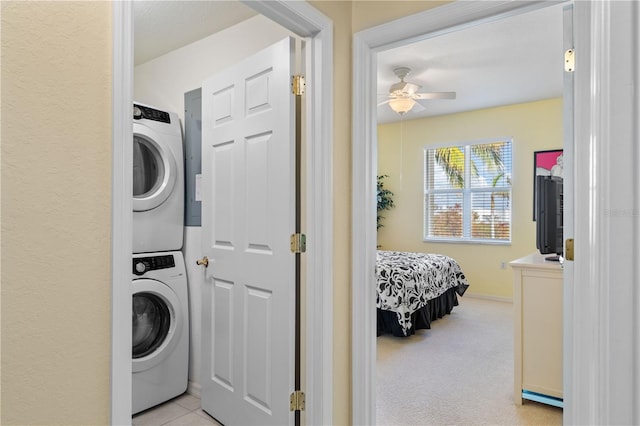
left=184, top=88, right=202, bottom=226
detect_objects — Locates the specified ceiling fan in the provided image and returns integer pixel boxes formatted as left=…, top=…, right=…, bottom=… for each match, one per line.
left=379, top=66, right=456, bottom=115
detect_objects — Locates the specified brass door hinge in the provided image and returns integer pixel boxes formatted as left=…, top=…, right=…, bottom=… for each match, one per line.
left=565, top=238, right=574, bottom=261
left=290, top=390, right=305, bottom=411
left=290, top=233, right=306, bottom=253
left=564, top=49, right=575, bottom=72
left=291, top=75, right=306, bottom=96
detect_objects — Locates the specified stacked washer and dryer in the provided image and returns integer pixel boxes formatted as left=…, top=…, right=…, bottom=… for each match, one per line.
left=131, top=103, right=189, bottom=415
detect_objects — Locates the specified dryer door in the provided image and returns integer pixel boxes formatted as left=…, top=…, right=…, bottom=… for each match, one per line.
left=132, top=278, right=184, bottom=372
left=132, top=124, right=177, bottom=212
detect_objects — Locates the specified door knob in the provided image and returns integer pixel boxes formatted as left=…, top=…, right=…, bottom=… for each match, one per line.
left=196, top=256, right=209, bottom=267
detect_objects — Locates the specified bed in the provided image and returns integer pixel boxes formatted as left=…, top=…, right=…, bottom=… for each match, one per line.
left=376, top=250, right=470, bottom=337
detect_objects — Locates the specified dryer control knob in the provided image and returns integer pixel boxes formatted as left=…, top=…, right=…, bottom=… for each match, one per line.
left=135, top=262, right=147, bottom=274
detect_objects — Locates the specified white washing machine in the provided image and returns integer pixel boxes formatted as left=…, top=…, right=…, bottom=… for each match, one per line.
left=133, top=103, right=184, bottom=253
left=132, top=251, right=189, bottom=415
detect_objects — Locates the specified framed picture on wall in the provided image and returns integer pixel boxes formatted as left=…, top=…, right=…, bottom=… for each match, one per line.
left=533, top=149, right=563, bottom=220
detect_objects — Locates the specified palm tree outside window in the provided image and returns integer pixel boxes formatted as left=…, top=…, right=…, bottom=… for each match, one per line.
left=424, top=138, right=512, bottom=243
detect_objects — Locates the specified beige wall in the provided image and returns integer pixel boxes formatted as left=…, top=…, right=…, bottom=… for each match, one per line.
left=351, top=0, right=448, bottom=33
left=1, top=1, right=112, bottom=424
left=310, top=2, right=446, bottom=423
left=377, top=98, right=564, bottom=298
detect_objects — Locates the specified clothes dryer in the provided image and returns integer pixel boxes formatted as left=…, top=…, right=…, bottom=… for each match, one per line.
left=132, top=251, right=189, bottom=415
left=133, top=103, right=184, bottom=253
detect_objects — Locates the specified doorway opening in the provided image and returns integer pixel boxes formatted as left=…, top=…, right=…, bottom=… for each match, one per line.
left=112, top=2, right=334, bottom=424
left=352, top=1, right=572, bottom=424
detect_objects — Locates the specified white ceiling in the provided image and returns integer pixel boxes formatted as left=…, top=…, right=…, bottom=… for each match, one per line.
left=134, top=1, right=565, bottom=123
left=133, top=1, right=256, bottom=66
left=376, top=4, right=565, bottom=123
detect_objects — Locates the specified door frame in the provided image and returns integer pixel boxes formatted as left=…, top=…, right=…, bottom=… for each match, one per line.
left=111, top=2, right=334, bottom=424
left=352, top=1, right=639, bottom=424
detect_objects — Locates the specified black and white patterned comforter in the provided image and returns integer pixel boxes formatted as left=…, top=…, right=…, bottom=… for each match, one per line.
left=376, top=250, right=470, bottom=336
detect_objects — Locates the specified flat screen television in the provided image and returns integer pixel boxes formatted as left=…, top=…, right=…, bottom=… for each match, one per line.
left=536, top=175, right=563, bottom=260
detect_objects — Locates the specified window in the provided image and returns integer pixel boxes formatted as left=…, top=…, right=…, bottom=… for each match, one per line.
left=424, top=138, right=512, bottom=243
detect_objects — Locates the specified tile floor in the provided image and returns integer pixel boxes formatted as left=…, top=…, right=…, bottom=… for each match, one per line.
left=132, top=393, right=222, bottom=426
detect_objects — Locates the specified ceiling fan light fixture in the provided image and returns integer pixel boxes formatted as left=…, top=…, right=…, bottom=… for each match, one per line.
left=389, top=98, right=416, bottom=115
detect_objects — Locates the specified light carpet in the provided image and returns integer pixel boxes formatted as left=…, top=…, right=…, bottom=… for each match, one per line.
left=376, top=296, right=563, bottom=425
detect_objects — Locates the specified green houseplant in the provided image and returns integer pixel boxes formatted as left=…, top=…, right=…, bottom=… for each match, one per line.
left=377, top=175, right=395, bottom=229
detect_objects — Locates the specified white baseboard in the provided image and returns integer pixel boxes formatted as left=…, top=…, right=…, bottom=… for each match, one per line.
left=187, top=381, right=201, bottom=399
left=463, top=292, right=512, bottom=303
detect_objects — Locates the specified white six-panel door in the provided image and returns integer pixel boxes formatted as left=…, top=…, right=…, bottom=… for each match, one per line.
left=200, top=37, right=296, bottom=426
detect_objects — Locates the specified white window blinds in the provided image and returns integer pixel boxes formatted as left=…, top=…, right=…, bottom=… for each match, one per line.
left=424, top=139, right=512, bottom=243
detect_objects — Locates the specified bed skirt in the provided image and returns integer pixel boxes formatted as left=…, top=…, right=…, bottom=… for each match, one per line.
left=377, top=287, right=460, bottom=337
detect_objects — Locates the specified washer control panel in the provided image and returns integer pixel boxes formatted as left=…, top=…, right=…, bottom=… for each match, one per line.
left=133, top=104, right=171, bottom=124
left=133, top=254, right=175, bottom=276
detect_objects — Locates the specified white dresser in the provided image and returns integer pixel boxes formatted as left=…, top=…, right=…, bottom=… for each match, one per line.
left=510, top=253, right=563, bottom=407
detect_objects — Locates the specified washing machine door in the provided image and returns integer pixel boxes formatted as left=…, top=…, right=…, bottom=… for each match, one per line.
left=132, top=123, right=177, bottom=212
left=132, top=278, right=184, bottom=372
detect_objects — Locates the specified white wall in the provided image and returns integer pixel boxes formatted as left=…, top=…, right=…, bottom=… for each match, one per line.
left=134, top=14, right=295, bottom=393
left=135, top=14, right=296, bottom=124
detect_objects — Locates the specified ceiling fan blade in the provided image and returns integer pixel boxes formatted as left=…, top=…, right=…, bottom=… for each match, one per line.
left=414, top=91, right=456, bottom=100
left=377, top=99, right=391, bottom=106
left=411, top=102, right=426, bottom=112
